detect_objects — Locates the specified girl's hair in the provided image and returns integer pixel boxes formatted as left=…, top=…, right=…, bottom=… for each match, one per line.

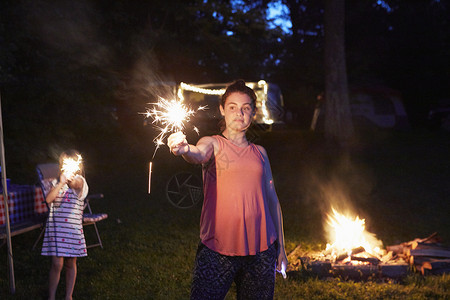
left=220, top=79, right=257, bottom=109
left=59, top=149, right=85, bottom=176
left=218, top=80, right=257, bottom=132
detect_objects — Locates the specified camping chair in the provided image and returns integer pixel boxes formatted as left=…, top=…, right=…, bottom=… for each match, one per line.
left=32, top=163, right=108, bottom=250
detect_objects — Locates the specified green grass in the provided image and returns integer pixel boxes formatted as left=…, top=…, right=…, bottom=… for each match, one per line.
left=1, top=126, right=450, bottom=299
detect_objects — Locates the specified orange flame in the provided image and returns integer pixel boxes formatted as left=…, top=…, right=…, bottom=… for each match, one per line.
left=325, top=207, right=383, bottom=261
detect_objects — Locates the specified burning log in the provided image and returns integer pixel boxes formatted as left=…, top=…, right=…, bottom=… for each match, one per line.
left=385, top=244, right=405, bottom=256
left=335, top=252, right=349, bottom=262
left=335, top=246, right=366, bottom=262
left=380, top=251, right=394, bottom=263
left=350, top=255, right=380, bottom=265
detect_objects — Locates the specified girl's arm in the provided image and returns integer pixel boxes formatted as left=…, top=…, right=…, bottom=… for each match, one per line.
left=68, top=175, right=84, bottom=191
left=45, top=173, right=71, bottom=204
left=46, top=173, right=86, bottom=204
left=69, top=175, right=88, bottom=200
left=167, top=132, right=216, bottom=164
left=258, top=145, right=288, bottom=277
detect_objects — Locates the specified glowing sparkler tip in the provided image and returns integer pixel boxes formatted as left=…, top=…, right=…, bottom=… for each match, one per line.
left=142, top=95, right=208, bottom=158
left=61, top=154, right=83, bottom=177
left=277, top=261, right=287, bottom=279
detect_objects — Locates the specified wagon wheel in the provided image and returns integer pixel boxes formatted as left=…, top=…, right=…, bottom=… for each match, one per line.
left=166, top=171, right=203, bottom=209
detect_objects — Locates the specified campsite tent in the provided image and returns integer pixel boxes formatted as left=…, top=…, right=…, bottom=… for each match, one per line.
left=349, top=86, right=409, bottom=129
left=310, top=85, right=410, bottom=131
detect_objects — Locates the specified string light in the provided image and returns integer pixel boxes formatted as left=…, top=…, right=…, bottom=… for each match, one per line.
left=178, top=80, right=274, bottom=124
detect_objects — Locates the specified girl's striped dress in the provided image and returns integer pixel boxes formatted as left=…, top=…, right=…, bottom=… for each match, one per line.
left=41, top=175, right=89, bottom=257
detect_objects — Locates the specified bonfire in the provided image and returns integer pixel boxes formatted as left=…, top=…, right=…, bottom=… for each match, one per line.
left=287, top=207, right=449, bottom=279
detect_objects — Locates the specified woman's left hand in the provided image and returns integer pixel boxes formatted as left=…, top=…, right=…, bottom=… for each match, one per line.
left=276, top=250, right=288, bottom=279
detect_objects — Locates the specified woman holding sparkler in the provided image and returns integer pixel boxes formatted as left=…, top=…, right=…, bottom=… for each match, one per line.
left=168, top=80, right=287, bottom=299
left=41, top=150, right=88, bottom=300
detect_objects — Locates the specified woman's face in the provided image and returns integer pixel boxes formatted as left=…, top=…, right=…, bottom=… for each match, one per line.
left=220, top=92, right=255, bottom=132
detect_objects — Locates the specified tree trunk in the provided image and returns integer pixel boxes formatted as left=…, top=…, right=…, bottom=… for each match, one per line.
left=323, top=0, right=354, bottom=145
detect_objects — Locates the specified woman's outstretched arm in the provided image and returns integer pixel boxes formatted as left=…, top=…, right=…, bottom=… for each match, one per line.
left=167, top=132, right=216, bottom=164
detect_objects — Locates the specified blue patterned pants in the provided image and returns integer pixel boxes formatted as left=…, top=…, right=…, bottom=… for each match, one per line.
left=190, top=242, right=277, bottom=300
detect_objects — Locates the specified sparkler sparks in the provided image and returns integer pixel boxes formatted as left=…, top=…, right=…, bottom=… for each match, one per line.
left=61, top=154, right=82, bottom=177
left=143, top=96, right=207, bottom=158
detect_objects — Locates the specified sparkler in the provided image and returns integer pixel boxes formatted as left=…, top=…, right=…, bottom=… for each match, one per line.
left=142, top=95, right=207, bottom=194
left=143, top=96, right=207, bottom=159
left=61, top=154, right=82, bottom=178
left=148, top=161, right=152, bottom=194
left=277, top=261, right=287, bottom=279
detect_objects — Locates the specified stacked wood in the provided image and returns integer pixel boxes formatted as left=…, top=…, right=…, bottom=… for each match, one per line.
left=286, top=232, right=448, bottom=279
left=286, top=244, right=305, bottom=272
left=422, top=259, right=450, bottom=275
left=286, top=244, right=408, bottom=279
left=386, top=232, right=450, bottom=275
left=410, top=243, right=450, bottom=275
left=286, top=244, right=327, bottom=273
left=386, top=232, right=441, bottom=257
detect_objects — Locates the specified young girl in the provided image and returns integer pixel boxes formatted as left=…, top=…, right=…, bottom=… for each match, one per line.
left=168, top=80, right=288, bottom=299
left=41, top=150, right=89, bottom=300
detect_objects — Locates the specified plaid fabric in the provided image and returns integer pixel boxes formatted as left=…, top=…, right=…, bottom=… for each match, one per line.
left=34, top=186, right=47, bottom=214
left=0, top=185, right=46, bottom=225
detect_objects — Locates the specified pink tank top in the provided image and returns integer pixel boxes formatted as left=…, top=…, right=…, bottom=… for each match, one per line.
left=200, top=135, right=277, bottom=256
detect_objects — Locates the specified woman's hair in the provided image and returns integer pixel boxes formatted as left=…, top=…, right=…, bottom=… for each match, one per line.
left=220, top=79, right=257, bottom=109
left=218, top=80, right=257, bottom=132
left=59, top=149, right=84, bottom=176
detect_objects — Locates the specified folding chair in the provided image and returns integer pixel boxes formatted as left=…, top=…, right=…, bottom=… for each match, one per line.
left=33, top=163, right=108, bottom=250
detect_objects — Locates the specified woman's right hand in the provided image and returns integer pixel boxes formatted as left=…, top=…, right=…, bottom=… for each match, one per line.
left=167, top=131, right=189, bottom=156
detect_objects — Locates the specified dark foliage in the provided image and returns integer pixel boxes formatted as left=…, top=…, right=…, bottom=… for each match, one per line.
left=0, top=0, right=449, bottom=179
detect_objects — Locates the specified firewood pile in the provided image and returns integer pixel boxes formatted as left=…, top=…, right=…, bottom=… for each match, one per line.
left=386, top=232, right=450, bottom=276
left=287, top=232, right=449, bottom=280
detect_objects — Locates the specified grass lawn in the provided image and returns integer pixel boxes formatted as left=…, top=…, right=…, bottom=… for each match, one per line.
left=1, top=126, right=449, bottom=299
